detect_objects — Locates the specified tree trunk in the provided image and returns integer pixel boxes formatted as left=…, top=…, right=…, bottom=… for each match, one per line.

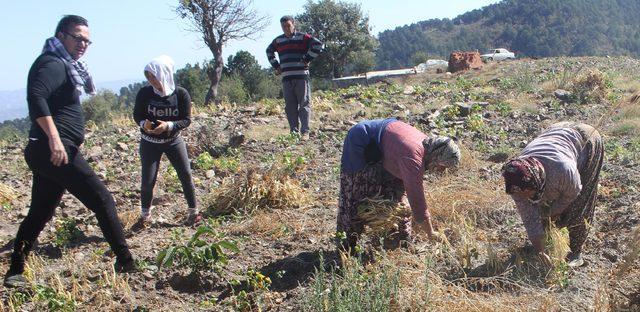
left=205, top=45, right=224, bottom=105
left=332, top=56, right=344, bottom=78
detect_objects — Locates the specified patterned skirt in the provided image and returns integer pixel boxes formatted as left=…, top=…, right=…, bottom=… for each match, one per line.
left=553, top=122, right=605, bottom=254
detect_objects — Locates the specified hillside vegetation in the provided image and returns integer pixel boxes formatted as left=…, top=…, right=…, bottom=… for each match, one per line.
left=377, top=0, right=640, bottom=69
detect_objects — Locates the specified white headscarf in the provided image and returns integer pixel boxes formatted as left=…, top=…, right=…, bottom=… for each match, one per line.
left=144, top=55, right=176, bottom=97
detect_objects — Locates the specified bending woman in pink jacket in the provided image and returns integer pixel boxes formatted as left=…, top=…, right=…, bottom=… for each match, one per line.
left=337, top=118, right=461, bottom=252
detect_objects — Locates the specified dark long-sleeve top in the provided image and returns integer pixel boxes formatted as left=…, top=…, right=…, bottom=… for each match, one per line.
left=133, top=86, right=192, bottom=143
left=266, top=31, right=323, bottom=81
left=27, top=52, right=85, bottom=146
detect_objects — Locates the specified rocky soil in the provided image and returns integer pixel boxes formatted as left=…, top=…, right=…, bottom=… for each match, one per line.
left=1, top=56, right=639, bottom=311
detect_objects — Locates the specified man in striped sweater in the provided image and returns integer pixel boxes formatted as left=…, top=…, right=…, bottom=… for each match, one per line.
left=266, top=15, right=323, bottom=140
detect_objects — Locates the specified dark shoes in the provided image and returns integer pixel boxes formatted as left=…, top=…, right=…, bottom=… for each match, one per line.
left=567, top=252, right=585, bottom=268
left=184, top=212, right=202, bottom=226
left=130, top=217, right=150, bottom=233
left=3, top=271, right=27, bottom=288
left=114, top=259, right=136, bottom=273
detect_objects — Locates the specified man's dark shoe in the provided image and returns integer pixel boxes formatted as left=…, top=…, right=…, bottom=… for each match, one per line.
left=184, top=212, right=202, bottom=226
left=130, top=217, right=150, bottom=233
left=114, top=259, right=136, bottom=273
left=4, top=272, right=28, bottom=288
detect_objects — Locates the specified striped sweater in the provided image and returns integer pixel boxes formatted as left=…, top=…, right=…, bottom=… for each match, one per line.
left=266, top=31, right=323, bottom=80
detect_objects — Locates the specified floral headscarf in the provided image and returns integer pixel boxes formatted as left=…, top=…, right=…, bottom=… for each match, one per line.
left=502, top=156, right=546, bottom=202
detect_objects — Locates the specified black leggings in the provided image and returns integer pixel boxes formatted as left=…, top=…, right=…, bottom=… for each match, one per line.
left=139, top=137, right=196, bottom=210
left=10, top=140, right=132, bottom=273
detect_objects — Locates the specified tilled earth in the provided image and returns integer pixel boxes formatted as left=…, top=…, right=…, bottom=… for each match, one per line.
left=1, top=56, right=639, bottom=311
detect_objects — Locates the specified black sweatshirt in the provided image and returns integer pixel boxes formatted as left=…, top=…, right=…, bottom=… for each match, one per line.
left=27, top=52, right=85, bottom=146
left=133, top=86, right=192, bottom=142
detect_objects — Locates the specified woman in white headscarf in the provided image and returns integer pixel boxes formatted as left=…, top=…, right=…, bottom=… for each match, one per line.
left=337, top=118, right=461, bottom=252
left=132, top=55, right=199, bottom=227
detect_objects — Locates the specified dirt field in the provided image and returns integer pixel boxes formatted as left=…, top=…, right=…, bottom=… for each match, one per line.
left=1, top=57, right=639, bottom=311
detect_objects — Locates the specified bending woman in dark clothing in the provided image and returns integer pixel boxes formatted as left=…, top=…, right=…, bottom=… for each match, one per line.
left=337, top=118, right=461, bottom=252
left=133, top=55, right=199, bottom=227
left=4, top=15, right=134, bottom=288
left=502, top=122, right=604, bottom=267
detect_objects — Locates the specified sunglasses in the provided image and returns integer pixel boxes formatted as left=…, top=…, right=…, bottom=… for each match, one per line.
left=64, top=32, right=92, bottom=46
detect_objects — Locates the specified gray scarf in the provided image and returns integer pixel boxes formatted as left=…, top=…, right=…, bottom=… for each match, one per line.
left=42, top=37, right=96, bottom=95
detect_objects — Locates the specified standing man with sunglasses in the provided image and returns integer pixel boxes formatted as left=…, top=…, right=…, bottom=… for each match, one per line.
left=4, top=15, right=135, bottom=288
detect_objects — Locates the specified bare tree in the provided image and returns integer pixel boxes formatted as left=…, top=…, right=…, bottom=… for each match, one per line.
left=177, top=0, right=267, bottom=104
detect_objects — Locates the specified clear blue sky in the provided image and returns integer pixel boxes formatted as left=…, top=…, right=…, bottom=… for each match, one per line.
left=0, top=0, right=500, bottom=91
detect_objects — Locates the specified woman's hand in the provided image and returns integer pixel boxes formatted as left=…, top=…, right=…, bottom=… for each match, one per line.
left=143, top=120, right=154, bottom=133
left=414, top=219, right=447, bottom=243
left=148, top=120, right=169, bottom=135
left=49, top=136, right=68, bottom=166
left=427, top=230, right=446, bottom=243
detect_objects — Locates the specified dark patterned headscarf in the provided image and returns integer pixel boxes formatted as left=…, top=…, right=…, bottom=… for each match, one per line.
left=502, top=157, right=546, bottom=202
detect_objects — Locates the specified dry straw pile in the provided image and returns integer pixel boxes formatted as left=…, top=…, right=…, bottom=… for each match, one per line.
left=205, top=167, right=309, bottom=216
left=0, top=182, right=16, bottom=207
left=357, top=198, right=410, bottom=236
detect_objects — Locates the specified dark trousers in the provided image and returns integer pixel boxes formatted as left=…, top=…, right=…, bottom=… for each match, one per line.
left=282, top=78, right=311, bottom=134
left=9, top=140, right=132, bottom=273
left=139, top=137, right=196, bottom=210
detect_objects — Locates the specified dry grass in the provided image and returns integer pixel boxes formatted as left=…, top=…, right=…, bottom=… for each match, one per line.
left=245, top=123, right=290, bottom=142
left=111, top=114, right=133, bottom=129
left=118, top=209, right=140, bottom=229
left=426, top=147, right=506, bottom=224
left=228, top=209, right=304, bottom=239
left=205, top=167, right=310, bottom=216
left=628, top=91, right=640, bottom=105
left=545, top=224, right=570, bottom=267
left=357, top=198, right=410, bottom=236
left=363, top=247, right=561, bottom=311
left=0, top=182, right=17, bottom=207
left=571, top=69, right=608, bottom=103
left=504, top=93, right=539, bottom=114
left=610, top=101, right=640, bottom=136
left=14, top=252, right=135, bottom=311
left=312, top=96, right=336, bottom=113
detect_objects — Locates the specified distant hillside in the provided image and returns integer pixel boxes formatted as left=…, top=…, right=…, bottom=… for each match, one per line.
left=376, top=0, right=640, bottom=69
left=0, top=79, right=139, bottom=122
left=0, top=89, right=26, bottom=122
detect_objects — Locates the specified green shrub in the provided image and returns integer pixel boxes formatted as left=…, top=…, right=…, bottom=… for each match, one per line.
left=281, top=151, right=307, bottom=173
left=33, top=284, right=77, bottom=312
left=83, top=90, right=119, bottom=125
left=466, top=114, right=485, bottom=132
left=53, top=217, right=83, bottom=248
left=156, top=219, right=238, bottom=275
left=218, top=74, right=249, bottom=105
left=194, top=152, right=215, bottom=170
